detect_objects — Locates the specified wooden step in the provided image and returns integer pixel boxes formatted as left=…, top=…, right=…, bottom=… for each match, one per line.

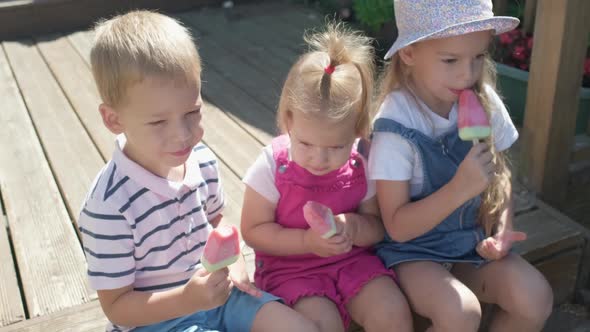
left=0, top=301, right=106, bottom=332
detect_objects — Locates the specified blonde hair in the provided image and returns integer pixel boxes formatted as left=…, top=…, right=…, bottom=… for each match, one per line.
left=377, top=53, right=511, bottom=236
left=277, top=21, right=375, bottom=138
left=91, top=10, right=201, bottom=108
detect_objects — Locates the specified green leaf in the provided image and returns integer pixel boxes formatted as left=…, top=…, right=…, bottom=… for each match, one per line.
left=352, top=0, right=394, bottom=33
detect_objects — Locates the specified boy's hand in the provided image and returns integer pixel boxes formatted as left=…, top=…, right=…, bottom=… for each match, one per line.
left=303, top=228, right=352, bottom=257
left=452, top=143, right=494, bottom=201
left=183, top=267, right=233, bottom=311
left=476, top=230, right=527, bottom=260
left=228, top=258, right=262, bottom=298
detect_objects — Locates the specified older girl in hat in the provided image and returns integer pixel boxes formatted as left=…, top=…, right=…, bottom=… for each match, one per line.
left=369, top=0, right=553, bottom=331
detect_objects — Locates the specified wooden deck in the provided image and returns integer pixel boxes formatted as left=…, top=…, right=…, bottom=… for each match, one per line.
left=0, top=2, right=588, bottom=331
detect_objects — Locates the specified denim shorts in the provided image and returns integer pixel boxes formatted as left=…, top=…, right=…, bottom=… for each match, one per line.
left=132, top=288, right=281, bottom=332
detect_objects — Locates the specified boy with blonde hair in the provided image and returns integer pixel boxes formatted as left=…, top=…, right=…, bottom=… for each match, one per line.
left=79, top=10, right=318, bottom=332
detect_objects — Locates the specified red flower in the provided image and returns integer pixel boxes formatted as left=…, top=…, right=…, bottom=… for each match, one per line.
left=499, top=32, right=513, bottom=45
left=493, top=29, right=589, bottom=88
left=512, top=46, right=527, bottom=61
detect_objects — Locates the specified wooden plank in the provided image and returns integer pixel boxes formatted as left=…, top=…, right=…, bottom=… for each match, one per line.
left=520, top=0, right=590, bottom=205
left=189, top=6, right=301, bottom=63
left=217, top=161, right=245, bottom=229
left=190, top=29, right=282, bottom=113
left=66, top=30, right=93, bottom=65
left=0, top=300, right=106, bottom=332
left=0, top=44, right=94, bottom=318
left=249, top=2, right=323, bottom=41
left=201, top=66, right=275, bottom=145
left=535, top=200, right=590, bottom=291
left=3, top=40, right=104, bottom=220
left=513, top=208, right=583, bottom=263
left=535, top=248, right=582, bottom=304
left=177, top=9, right=293, bottom=84
left=35, top=35, right=114, bottom=160
left=0, top=212, right=25, bottom=327
left=201, top=102, right=264, bottom=177
left=523, top=0, right=538, bottom=34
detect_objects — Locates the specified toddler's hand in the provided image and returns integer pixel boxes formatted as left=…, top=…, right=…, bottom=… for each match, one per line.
left=333, top=213, right=357, bottom=245
left=183, top=267, right=233, bottom=311
left=476, top=230, right=527, bottom=260
left=229, top=261, right=262, bottom=298
left=453, top=143, right=494, bottom=200
left=304, top=228, right=352, bottom=257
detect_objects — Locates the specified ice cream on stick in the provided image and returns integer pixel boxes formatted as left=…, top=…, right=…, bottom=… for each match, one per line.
left=458, top=89, right=491, bottom=145
left=201, top=225, right=240, bottom=272
left=303, top=201, right=337, bottom=239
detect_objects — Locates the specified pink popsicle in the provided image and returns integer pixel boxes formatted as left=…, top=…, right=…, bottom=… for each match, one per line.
left=201, top=225, right=240, bottom=272
left=458, top=89, right=491, bottom=144
left=303, top=201, right=337, bottom=239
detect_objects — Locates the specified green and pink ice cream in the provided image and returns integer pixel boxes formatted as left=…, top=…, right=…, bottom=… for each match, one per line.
left=201, top=225, right=240, bottom=272
left=303, top=201, right=337, bottom=239
left=458, top=89, right=491, bottom=144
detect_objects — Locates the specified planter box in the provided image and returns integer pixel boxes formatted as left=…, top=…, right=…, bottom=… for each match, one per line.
left=496, top=63, right=590, bottom=135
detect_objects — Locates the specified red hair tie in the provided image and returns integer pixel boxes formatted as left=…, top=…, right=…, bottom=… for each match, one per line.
left=324, top=64, right=336, bottom=75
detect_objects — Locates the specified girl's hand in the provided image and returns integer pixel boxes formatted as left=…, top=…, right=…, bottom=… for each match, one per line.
left=228, top=258, right=262, bottom=298
left=303, top=228, right=352, bottom=257
left=452, top=143, right=495, bottom=200
left=183, top=267, right=233, bottom=310
left=476, top=230, right=527, bottom=260
left=333, top=213, right=358, bottom=244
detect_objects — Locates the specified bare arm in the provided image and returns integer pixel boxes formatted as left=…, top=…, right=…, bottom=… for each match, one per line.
left=342, top=196, right=385, bottom=247
left=97, top=267, right=230, bottom=328
left=376, top=179, right=467, bottom=243
left=240, top=185, right=308, bottom=256
left=378, top=143, right=496, bottom=242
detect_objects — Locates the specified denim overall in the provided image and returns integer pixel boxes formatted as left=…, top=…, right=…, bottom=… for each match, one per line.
left=372, top=118, right=485, bottom=267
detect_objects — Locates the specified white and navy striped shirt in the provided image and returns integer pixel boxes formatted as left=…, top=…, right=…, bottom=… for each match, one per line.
left=78, top=135, right=223, bottom=332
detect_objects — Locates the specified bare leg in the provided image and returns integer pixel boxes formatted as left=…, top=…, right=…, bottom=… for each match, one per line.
left=251, top=301, right=320, bottom=332
left=396, top=261, right=482, bottom=332
left=346, top=276, right=413, bottom=332
left=453, top=253, right=553, bottom=332
left=293, top=296, right=345, bottom=332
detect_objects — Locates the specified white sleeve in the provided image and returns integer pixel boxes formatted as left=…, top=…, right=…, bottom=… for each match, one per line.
left=78, top=198, right=135, bottom=290
left=486, top=85, right=519, bottom=152
left=242, top=145, right=280, bottom=204
left=368, top=131, right=415, bottom=181
left=359, top=155, right=376, bottom=201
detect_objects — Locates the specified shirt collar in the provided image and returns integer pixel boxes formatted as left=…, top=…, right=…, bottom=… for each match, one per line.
left=112, top=135, right=203, bottom=199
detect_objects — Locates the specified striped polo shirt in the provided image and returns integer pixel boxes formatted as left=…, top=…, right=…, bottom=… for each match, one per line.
left=78, top=136, right=223, bottom=331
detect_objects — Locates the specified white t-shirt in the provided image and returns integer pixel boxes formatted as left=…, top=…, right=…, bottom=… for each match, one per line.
left=243, top=139, right=376, bottom=204
left=368, top=85, right=519, bottom=196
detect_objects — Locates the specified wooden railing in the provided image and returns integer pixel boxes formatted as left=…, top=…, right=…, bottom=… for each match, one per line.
left=494, top=0, right=590, bottom=207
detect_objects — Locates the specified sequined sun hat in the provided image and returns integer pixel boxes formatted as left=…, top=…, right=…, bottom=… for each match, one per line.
left=384, top=0, right=520, bottom=59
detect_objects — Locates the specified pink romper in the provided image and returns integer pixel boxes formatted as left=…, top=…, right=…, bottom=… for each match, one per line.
left=254, top=135, right=395, bottom=327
